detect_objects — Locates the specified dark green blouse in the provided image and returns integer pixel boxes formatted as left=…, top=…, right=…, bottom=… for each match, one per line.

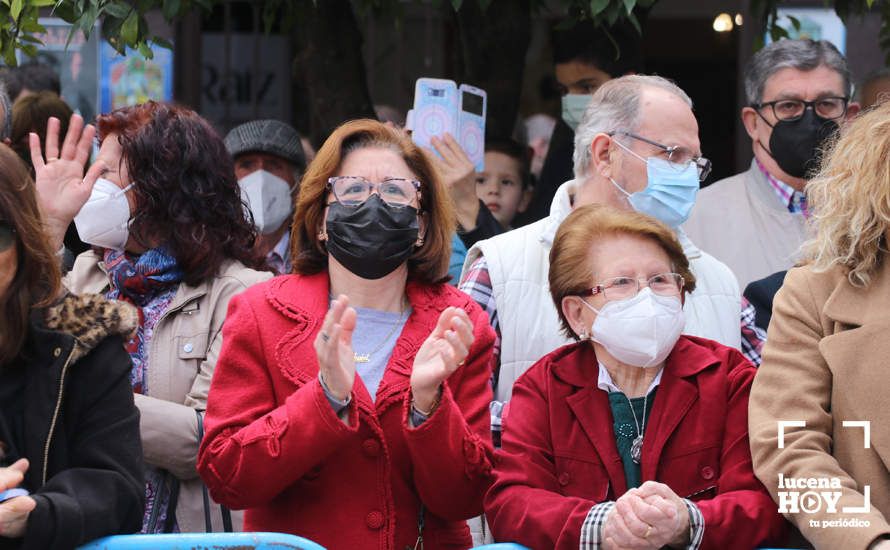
left=607, top=388, right=658, bottom=489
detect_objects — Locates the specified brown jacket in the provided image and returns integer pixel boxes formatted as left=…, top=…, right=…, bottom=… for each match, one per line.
left=65, top=251, right=272, bottom=533
left=749, top=262, right=890, bottom=549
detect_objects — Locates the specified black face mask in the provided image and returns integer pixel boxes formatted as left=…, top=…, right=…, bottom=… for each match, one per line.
left=765, top=109, right=839, bottom=179
left=325, top=194, right=420, bottom=280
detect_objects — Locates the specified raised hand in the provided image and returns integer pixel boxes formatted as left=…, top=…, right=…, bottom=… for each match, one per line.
left=0, top=459, right=35, bottom=539
left=313, top=295, right=358, bottom=402
left=410, top=306, right=474, bottom=413
left=30, top=114, right=107, bottom=250
left=427, top=133, right=480, bottom=231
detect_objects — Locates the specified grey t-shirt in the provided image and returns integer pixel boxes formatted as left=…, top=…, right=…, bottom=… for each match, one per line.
left=352, top=306, right=410, bottom=401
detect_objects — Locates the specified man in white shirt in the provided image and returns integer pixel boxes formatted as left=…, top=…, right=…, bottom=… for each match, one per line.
left=460, top=75, right=750, bottom=441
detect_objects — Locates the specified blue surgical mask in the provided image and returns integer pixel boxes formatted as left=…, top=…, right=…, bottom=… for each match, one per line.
left=561, top=94, right=592, bottom=132
left=609, top=141, right=700, bottom=227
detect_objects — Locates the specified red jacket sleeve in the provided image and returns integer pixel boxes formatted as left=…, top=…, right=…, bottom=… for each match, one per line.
left=196, top=292, right=360, bottom=509
left=402, top=304, right=496, bottom=521
left=483, top=366, right=597, bottom=550
left=695, top=350, right=788, bottom=549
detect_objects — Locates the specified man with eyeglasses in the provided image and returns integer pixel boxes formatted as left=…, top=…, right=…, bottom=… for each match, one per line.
left=460, top=74, right=756, bottom=449
left=684, top=39, right=860, bottom=290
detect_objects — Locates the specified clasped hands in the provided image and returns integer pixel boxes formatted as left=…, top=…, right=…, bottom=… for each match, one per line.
left=313, top=295, right=475, bottom=415
left=602, top=481, right=690, bottom=550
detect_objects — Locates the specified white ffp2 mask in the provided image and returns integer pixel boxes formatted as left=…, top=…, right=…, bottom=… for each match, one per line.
left=582, top=287, right=685, bottom=368
left=238, top=170, right=294, bottom=235
left=73, top=178, right=134, bottom=251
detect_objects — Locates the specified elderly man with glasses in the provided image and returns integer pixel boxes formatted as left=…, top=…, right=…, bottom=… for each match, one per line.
left=460, top=75, right=758, bottom=453
left=685, top=39, right=860, bottom=290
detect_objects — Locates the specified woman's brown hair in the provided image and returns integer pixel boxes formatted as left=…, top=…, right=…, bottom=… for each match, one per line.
left=96, top=101, right=264, bottom=286
left=291, top=119, right=455, bottom=284
left=549, top=204, right=696, bottom=339
left=0, top=145, right=62, bottom=364
left=10, top=91, right=73, bottom=175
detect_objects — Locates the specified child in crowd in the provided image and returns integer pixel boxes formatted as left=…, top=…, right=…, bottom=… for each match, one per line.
left=475, top=139, right=533, bottom=229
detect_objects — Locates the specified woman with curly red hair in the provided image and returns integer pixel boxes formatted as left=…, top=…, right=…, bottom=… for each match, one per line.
left=31, top=104, right=271, bottom=533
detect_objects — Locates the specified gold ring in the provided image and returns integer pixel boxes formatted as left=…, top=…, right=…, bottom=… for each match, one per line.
left=644, top=525, right=652, bottom=538
left=46, top=157, right=58, bottom=162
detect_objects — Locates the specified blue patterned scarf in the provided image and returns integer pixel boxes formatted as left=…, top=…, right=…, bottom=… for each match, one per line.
left=104, top=247, right=184, bottom=533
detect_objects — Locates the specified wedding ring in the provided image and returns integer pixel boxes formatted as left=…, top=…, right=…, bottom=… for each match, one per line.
left=320, top=331, right=330, bottom=342
left=644, top=525, right=652, bottom=538
left=46, top=157, right=58, bottom=162
left=458, top=360, right=466, bottom=366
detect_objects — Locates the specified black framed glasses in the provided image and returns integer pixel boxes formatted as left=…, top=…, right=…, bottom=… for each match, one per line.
left=0, top=221, right=16, bottom=253
left=327, top=176, right=421, bottom=208
left=609, top=131, right=712, bottom=182
left=577, top=272, right=685, bottom=302
left=752, top=97, right=849, bottom=122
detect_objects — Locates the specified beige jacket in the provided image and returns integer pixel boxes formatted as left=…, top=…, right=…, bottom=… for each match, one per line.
left=749, top=262, right=890, bottom=549
left=66, top=251, right=272, bottom=533
left=683, top=160, right=807, bottom=289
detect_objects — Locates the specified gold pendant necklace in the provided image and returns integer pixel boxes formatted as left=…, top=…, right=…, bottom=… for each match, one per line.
left=353, top=305, right=407, bottom=364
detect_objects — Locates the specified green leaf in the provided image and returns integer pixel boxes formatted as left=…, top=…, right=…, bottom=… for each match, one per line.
left=622, top=0, right=635, bottom=15
left=866, top=0, right=875, bottom=8
left=626, top=10, right=642, bottom=34
left=590, top=0, right=609, bottom=16
left=605, top=1, right=621, bottom=25
left=151, top=35, right=172, bottom=49
left=18, top=33, right=43, bottom=44
left=103, top=2, right=131, bottom=19
left=10, top=0, right=21, bottom=21
left=787, top=15, right=801, bottom=32
left=162, top=0, right=181, bottom=20
left=121, top=10, right=138, bottom=45
left=450, top=0, right=462, bottom=10
left=30, top=0, right=56, bottom=6
left=19, top=43, right=36, bottom=57
left=137, top=41, right=153, bottom=59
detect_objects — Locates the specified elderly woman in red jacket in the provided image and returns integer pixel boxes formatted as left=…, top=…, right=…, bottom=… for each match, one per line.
left=484, top=205, right=786, bottom=550
left=197, top=119, right=495, bottom=549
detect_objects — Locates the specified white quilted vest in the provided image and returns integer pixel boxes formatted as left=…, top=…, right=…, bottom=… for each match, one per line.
left=463, top=180, right=742, bottom=404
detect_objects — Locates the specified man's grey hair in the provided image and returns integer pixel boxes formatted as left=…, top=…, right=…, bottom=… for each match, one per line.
left=573, top=74, right=693, bottom=178
left=744, top=39, right=851, bottom=105
left=0, top=81, right=11, bottom=141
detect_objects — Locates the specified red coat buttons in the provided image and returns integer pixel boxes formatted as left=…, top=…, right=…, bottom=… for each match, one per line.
left=558, top=472, right=571, bottom=486
left=362, top=438, right=381, bottom=457
left=701, top=466, right=715, bottom=480
left=365, top=510, right=385, bottom=529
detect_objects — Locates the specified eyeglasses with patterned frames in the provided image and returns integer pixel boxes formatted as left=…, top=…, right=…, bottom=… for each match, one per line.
left=577, top=272, right=685, bottom=302
left=0, top=221, right=16, bottom=253
left=327, top=176, right=421, bottom=208
left=609, top=130, right=712, bottom=182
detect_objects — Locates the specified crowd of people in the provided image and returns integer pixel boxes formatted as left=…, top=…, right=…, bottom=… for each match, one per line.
left=1, top=27, right=890, bottom=550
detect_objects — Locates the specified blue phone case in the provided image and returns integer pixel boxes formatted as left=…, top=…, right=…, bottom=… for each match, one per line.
left=411, top=78, right=459, bottom=155
left=0, top=488, right=29, bottom=503
left=458, top=84, right=487, bottom=172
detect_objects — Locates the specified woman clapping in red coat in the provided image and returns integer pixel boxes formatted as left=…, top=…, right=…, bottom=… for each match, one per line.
left=197, top=119, right=496, bottom=549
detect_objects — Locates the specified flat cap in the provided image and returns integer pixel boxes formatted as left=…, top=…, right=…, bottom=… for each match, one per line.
left=225, top=119, right=306, bottom=170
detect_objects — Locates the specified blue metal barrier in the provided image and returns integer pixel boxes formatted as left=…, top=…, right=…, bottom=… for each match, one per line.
left=77, top=532, right=326, bottom=550
left=475, top=544, right=532, bottom=550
